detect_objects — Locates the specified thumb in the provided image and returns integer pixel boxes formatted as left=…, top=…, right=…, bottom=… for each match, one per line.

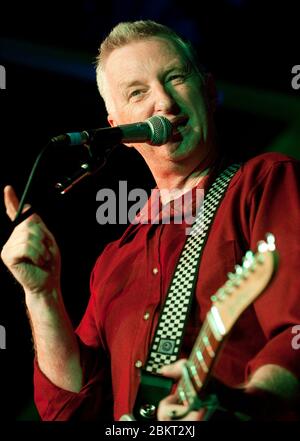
left=3, top=185, right=31, bottom=221
left=159, top=359, right=187, bottom=380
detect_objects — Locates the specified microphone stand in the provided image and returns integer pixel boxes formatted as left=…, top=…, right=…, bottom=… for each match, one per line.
left=12, top=137, right=117, bottom=226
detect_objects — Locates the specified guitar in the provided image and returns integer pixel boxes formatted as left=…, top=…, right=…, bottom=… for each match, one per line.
left=120, top=233, right=278, bottom=421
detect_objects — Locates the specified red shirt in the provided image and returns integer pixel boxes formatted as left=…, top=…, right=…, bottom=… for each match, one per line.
left=34, top=152, right=300, bottom=420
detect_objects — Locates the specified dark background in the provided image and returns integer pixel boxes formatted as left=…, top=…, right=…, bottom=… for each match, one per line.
left=0, top=0, right=299, bottom=420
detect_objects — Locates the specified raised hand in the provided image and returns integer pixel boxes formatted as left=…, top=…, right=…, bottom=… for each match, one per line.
left=1, top=185, right=61, bottom=295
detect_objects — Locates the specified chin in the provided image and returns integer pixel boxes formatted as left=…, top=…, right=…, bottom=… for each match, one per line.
left=171, top=135, right=198, bottom=154
left=165, top=145, right=196, bottom=163
left=165, top=140, right=182, bottom=153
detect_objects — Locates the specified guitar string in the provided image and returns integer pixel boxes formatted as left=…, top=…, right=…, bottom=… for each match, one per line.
left=177, top=317, right=213, bottom=404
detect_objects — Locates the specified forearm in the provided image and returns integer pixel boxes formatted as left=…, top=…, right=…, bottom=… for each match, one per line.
left=246, top=364, right=300, bottom=400
left=1, top=188, right=83, bottom=393
left=158, top=360, right=300, bottom=421
left=207, top=364, right=300, bottom=420
left=239, top=364, right=300, bottom=420
left=25, top=288, right=83, bottom=393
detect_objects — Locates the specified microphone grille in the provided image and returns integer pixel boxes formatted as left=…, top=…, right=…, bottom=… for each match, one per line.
left=146, top=115, right=173, bottom=146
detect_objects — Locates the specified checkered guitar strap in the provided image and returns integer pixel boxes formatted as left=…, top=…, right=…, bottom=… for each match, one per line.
left=145, top=163, right=240, bottom=373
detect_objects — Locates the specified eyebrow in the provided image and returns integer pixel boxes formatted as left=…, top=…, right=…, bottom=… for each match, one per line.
left=164, top=62, right=190, bottom=75
left=118, top=62, right=190, bottom=92
left=119, top=80, right=145, bottom=91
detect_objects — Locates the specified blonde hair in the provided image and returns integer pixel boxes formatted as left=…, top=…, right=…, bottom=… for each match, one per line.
left=96, top=20, right=205, bottom=111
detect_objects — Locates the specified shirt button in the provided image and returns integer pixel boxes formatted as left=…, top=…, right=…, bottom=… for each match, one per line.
left=143, top=312, right=150, bottom=320
left=135, top=360, right=143, bottom=368
left=152, top=267, right=159, bottom=275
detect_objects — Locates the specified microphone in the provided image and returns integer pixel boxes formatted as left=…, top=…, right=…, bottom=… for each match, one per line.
left=51, top=115, right=173, bottom=147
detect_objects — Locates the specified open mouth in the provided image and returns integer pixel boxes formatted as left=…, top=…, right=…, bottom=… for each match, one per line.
left=170, top=116, right=189, bottom=141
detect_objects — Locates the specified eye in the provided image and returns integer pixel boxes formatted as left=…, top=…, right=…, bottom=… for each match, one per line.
left=128, top=88, right=147, bottom=102
left=169, top=74, right=184, bottom=80
left=130, top=89, right=142, bottom=98
left=166, top=73, right=188, bottom=85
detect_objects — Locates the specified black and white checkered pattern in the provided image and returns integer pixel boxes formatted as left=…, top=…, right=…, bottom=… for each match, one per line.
left=145, top=164, right=240, bottom=373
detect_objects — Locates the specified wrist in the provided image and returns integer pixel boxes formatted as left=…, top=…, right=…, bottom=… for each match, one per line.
left=24, top=286, right=62, bottom=308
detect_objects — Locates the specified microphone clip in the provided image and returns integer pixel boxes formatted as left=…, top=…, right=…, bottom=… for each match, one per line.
left=55, top=141, right=117, bottom=194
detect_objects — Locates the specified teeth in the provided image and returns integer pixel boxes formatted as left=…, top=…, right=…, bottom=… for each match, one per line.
left=174, top=123, right=186, bottom=132
left=175, top=123, right=186, bottom=132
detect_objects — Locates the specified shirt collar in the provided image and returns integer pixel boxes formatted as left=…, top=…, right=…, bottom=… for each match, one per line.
left=118, top=169, right=210, bottom=246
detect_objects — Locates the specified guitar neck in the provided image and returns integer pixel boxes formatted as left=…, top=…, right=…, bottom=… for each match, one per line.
left=176, top=310, right=226, bottom=406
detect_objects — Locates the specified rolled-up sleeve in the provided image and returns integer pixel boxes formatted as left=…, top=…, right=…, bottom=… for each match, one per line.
left=33, top=338, right=113, bottom=421
left=34, top=256, right=114, bottom=421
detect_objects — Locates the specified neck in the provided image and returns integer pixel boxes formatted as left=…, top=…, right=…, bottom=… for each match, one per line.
left=159, top=167, right=210, bottom=205
left=150, top=149, right=216, bottom=192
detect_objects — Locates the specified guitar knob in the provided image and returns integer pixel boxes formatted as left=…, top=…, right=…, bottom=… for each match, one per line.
left=266, top=232, right=276, bottom=250
left=140, top=404, right=156, bottom=419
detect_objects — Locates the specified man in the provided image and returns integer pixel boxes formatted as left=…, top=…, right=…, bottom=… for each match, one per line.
left=2, top=20, right=300, bottom=421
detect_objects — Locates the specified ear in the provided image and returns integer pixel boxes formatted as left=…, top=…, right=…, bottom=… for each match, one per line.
left=107, top=114, right=116, bottom=127
left=204, top=73, right=218, bottom=113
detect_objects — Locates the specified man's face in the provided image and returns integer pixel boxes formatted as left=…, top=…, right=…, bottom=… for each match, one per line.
left=102, top=37, right=215, bottom=167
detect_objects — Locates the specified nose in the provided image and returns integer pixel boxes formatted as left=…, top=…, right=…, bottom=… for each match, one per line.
left=153, top=84, right=178, bottom=114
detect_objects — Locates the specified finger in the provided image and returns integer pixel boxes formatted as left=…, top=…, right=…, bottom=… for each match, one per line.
left=13, top=216, right=58, bottom=261
left=4, top=185, right=19, bottom=221
left=2, top=221, right=51, bottom=259
left=1, top=235, right=52, bottom=266
left=158, top=402, right=203, bottom=421
left=2, top=240, right=50, bottom=268
left=22, top=238, right=52, bottom=263
left=159, top=358, right=187, bottom=379
left=158, top=394, right=205, bottom=421
left=160, top=394, right=178, bottom=405
left=14, top=222, right=58, bottom=267
left=16, top=215, right=49, bottom=240
left=4, top=185, right=31, bottom=222
left=168, top=408, right=204, bottom=421
left=158, top=394, right=183, bottom=420
left=173, top=409, right=204, bottom=421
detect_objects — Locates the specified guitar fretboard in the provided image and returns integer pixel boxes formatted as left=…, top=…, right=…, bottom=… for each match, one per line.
left=176, top=311, right=225, bottom=406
